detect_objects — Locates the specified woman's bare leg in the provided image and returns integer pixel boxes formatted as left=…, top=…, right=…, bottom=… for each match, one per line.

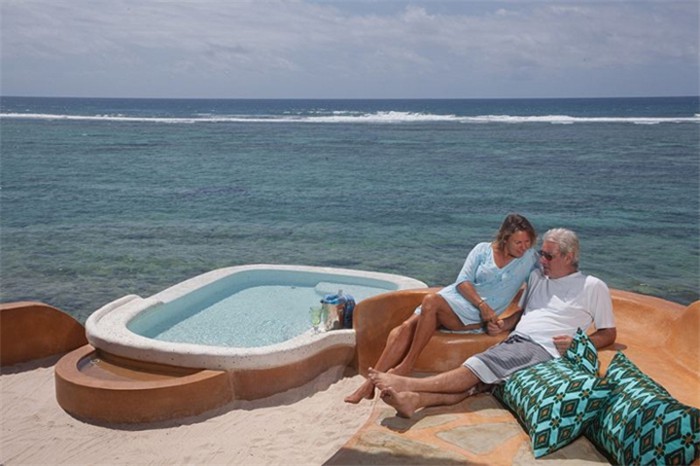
left=392, top=294, right=480, bottom=375
left=344, top=314, right=421, bottom=403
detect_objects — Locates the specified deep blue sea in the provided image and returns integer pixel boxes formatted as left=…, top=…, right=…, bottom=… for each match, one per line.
left=1, top=96, right=698, bottom=323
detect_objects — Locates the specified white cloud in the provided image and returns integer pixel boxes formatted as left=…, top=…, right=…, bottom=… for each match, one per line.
left=1, top=0, right=697, bottom=97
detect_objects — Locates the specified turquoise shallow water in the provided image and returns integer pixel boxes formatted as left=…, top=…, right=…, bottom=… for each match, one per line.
left=132, top=284, right=382, bottom=347
left=1, top=97, right=698, bottom=322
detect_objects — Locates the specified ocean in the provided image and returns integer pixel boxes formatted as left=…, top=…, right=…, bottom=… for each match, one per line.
left=1, top=96, right=698, bottom=323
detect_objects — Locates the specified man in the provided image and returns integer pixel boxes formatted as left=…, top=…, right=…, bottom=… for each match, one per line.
left=369, top=228, right=617, bottom=418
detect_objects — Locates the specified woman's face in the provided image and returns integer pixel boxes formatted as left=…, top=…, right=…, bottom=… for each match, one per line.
left=505, top=230, right=532, bottom=258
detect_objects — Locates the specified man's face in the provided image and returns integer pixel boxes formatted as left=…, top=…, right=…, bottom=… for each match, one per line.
left=539, top=240, right=573, bottom=279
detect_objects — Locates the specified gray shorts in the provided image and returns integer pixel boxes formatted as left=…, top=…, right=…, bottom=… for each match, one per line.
left=464, top=333, right=553, bottom=384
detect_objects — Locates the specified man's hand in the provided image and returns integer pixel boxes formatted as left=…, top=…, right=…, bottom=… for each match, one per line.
left=552, top=335, right=573, bottom=356
left=486, top=319, right=506, bottom=335
left=486, top=309, right=522, bottom=336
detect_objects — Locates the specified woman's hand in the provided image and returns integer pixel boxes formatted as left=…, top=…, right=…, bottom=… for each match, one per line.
left=479, top=303, right=498, bottom=324
left=487, top=310, right=522, bottom=336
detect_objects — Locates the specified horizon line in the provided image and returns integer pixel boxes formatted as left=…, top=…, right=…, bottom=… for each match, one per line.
left=2, top=94, right=698, bottom=101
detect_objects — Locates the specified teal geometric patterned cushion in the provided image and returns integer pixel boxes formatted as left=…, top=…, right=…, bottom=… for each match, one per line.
left=564, top=328, right=600, bottom=375
left=585, top=351, right=700, bottom=465
left=494, top=330, right=614, bottom=458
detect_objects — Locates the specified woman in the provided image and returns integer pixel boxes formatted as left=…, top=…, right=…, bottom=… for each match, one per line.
left=345, top=213, right=538, bottom=404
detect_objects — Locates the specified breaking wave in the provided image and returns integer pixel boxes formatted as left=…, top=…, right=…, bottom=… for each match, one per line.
left=2, top=111, right=698, bottom=125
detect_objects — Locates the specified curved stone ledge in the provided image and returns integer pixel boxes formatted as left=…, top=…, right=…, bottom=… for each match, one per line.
left=54, top=345, right=233, bottom=424
left=0, top=302, right=88, bottom=366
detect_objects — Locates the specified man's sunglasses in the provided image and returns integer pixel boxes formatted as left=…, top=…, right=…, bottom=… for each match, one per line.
left=538, top=250, right=556, bottom=261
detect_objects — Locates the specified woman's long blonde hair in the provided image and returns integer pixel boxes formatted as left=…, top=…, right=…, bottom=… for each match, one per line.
left=494, top=213, right=537, bottom=251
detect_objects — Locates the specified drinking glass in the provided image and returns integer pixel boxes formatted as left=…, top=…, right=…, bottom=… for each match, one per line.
left=309, top=306, right=323, bottom=333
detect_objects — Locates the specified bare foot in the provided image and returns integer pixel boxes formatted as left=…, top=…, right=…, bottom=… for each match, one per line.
left=344, top=378, right=375, bottom=404
left=368, top=367, right=411, bottom=393
left=379, top=386, right=420, bottom=418
left=466, top=382, right=491, bottom=396
left=390, top=361, right=412, bottom=376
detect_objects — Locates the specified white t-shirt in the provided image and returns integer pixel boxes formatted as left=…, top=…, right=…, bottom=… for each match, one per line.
left=513, top=269, right=615, bottom=357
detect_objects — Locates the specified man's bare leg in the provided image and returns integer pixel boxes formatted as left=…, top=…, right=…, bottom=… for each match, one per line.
left=379, top=387, right=472, bottom=418
left=344, top=314, right=421, bottom=403
left=369, top=365, right=480, bottom=395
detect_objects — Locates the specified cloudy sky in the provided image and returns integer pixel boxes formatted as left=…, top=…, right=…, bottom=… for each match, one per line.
left=1, top=0, right=697, bottom=99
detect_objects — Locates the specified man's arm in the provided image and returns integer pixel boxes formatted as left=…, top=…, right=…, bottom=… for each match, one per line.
left=552, top=327, right=617, bottom=355
left=589, top=327, right=617, bottom=349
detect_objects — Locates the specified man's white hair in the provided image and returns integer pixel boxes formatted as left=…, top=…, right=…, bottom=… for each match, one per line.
left=543, top=228, right=580, bottom=269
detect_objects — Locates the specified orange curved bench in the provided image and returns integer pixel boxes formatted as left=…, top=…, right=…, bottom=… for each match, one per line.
left=0, top=302, right=88, bottom=366
left=352, top=288, right=699, bottom=408
left=353, top=287, right=516, bottom=375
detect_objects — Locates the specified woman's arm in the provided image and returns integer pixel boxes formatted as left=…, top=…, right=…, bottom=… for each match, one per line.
left=456, top=280, right=499, bottom=323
